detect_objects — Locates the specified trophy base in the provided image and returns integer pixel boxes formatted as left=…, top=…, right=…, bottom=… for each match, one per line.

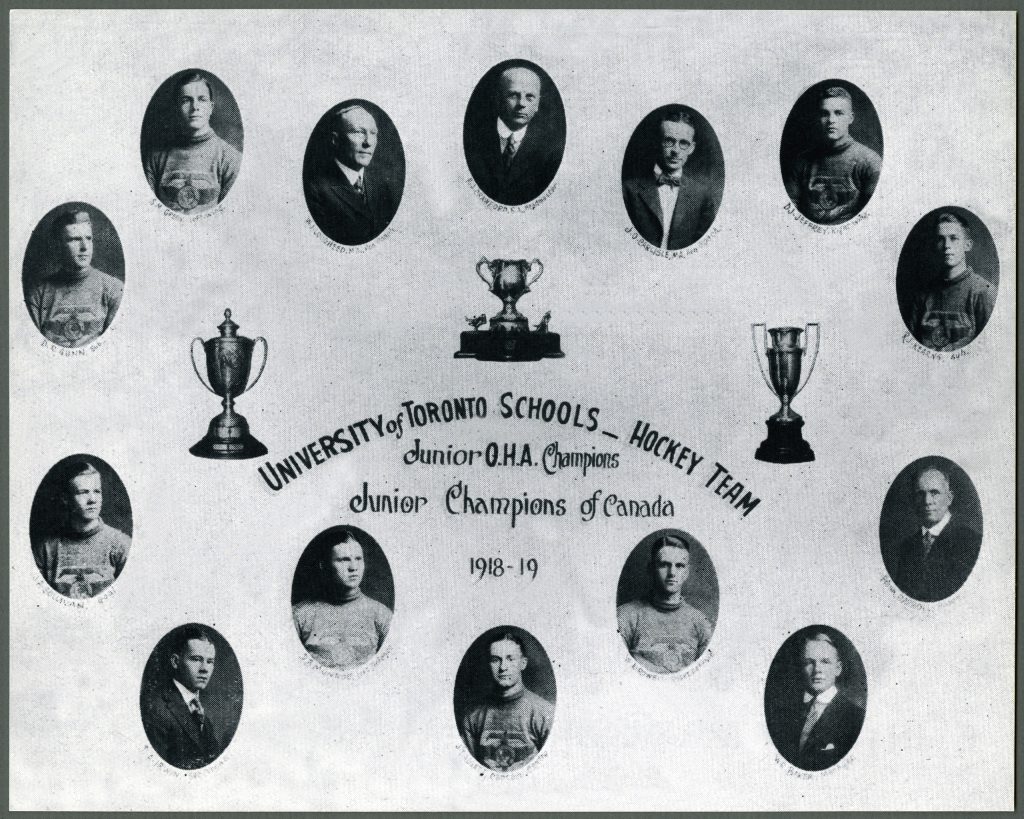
left=755, top=417, right=815, bottom=464
left=455, top=330, right=564, bottom=362
left=190, top=410, right=268, bottom=460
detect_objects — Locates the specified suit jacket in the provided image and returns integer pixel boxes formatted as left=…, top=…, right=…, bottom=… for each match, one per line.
left=770, top=690, right=865, bottom=771
left=304, top=160, right=400, bottom=245
left=890, top=520, right=981, bottom=602
left=141, top=681, right=222, bottom=769
left=464, top=118, right=564, bottom=206
left=623, top=169, right=720, bottom=250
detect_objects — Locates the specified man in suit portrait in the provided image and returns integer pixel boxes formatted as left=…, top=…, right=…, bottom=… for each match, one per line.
left=460, top=632, right=555, bottom=772
left=141, top=625, right=223, bottom=769
left=783, top=85, right=881, bottom=225
left=304, top=103, right=401, bottom=245
left=464, top=63, right=565, bottom=206
left=908, top=212, right=996, bottom=351
left=889, top=466, right=982, bottom=602
left=616, top=534, right=714, bottom=673
left=769, top=631, right=865, bottom=772
left=622, top=108, right=721, bottom=250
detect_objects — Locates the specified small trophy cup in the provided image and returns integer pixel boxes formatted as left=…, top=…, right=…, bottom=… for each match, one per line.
left=190, top=309, right=268, bottom=459
left=752, top=323, right=819, bottom=463
left=455, top=257, right=564, bottom=361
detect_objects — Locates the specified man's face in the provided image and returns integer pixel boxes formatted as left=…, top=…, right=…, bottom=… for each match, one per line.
left=818, top=96, right=854, bottom=143
left=914, top=469, right=953, bottom=527
left=60, top=222, right=93, bottom=271
left=66, top=472, right=102, bottom=523
left=177, top=80, right=213, bottom=134
left=328, top=541, right=364, bottom=591
left=935, top=221, right=973, bottom=271
left=497, top=68, right=541, bottom=131
left=333, top=108, right=378, bottom=170
left=172, top=638, right=216, bottom=692
left=489, top=638, right=527, bottom=691
left=658, top=120, right=696, bottom=174
left=802, top=639, right=842, bottom=696
left=652, top=544, right=690, bottom=595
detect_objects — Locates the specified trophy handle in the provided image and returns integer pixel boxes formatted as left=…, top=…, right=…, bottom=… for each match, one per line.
left=526, top=258, right=544, bottom=287
left=794, top=323, right=820, bottom=397
left=476, top=257, right=493, bottom=287
left=190, top=338, right=217, bottom=395
left=751, top=323, right=775, bottom=393
left=245, top=337, right=268, bottom=393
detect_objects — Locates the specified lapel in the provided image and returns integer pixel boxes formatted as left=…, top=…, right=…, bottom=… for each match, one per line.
left=162, top=683, right=205, bottom=750
left=330, top=163, right=373, bottom=218
left=804, top=693, right=844, bottom=748
left=504, top=126, right=539, bottom=184
left=635, top=175, right=665, bottom=229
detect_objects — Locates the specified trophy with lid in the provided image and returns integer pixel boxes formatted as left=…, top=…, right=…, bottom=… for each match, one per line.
left=752, top=323, right=819, bottom=463
left=190, top=309, right=268, bottom=459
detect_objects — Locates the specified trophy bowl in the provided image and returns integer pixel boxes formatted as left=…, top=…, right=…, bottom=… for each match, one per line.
left=752, top=323, right=819, bottom=463
left=190, top=309, right=268, bottom=459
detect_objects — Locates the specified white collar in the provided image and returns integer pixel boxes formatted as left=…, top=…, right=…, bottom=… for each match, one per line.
left=497, top=118, right=528, bottom=143
left=922, top=511, right=952, bottom=538
left=173, top=677, right=200, bottom=707
left=654, top=163, right=683, bottom=183
left=803, top=685, right=838, bottom=706
left=333, top=158, right=364, bottom=187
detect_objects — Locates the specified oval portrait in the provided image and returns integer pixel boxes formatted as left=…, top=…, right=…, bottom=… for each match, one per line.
left=29, top=454, right=132, bottom=599
left=140, top=68, right=244, bottom=214
left=140, top=623, right=243, bottom=770
left=291, top=525, right=394, bottom=671
left=302, top=99, right=405, bottom=246
left=764, top=625, right=867, bottom=771
left=453, top=625, right=556, bottom=773
left=22, top=203, right=125, bottom=349
left=621, top=104, right=724, bottom=251
left=463, top=59, right=566, bottom=207
left=879, top=456, right=982, bottom=602
left=780, top=79, right=883, bottom=225
left=615, top=529, right=718, bottom=674
left=896, top=207, right=998, bottom=352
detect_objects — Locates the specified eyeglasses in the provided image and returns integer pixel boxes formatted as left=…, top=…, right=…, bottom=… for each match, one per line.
left=661, top=138, right=693, bottom=150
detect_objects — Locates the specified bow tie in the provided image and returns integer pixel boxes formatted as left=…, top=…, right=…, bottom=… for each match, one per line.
left=656, top=173, right=682, bottom=187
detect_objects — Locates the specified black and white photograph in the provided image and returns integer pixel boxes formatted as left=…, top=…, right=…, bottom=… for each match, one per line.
left=302, top=99, right=405, bottom=246
left=616, top=529, right=718, bottom=674
left=291, top=525, right=394, bottom=671
left=140, top=68, right=244, bottom=214
left=780, top=79, right=882, bottom=225
left=764, top=626, right=867, bottom=772
left=621, top=104, right=724, bottom=251
left=29, top=454, right=131, bottom=599
left=879, top=456, right=983, bottom=603
left=21, top=203, right=124, bottom=349
left=139, top=624, right=243, bottom=770
left=896, top=207, right=999, bottom=352
left=463, top=59, right=566, bottom=207
left=454, top=626, right=556, bottom=773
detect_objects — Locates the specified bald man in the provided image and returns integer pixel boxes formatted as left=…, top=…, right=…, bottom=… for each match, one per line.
left=304, top=103, right=401, bottom=245
left=464, top=64, right=565, bottom=206
left=889, top=466, right=981, bottom=602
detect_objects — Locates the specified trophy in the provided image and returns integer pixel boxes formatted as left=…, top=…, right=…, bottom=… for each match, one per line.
left=752, top=323, right=819, bottom=463
left=455, top=257, right=564, bottom=361
left=190, top=309, right=268, bottom=459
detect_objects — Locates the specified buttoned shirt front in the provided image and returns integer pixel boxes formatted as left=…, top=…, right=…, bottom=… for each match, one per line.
left=653, top=164, right=682, bottom=249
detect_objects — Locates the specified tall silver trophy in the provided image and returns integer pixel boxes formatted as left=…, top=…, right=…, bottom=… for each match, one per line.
left=752, top=323, right=819, bottom=463
left=190, top=309, right=268, bottom=459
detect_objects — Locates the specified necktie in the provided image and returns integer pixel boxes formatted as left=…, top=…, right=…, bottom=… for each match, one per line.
left=503, top=134, right=518, bottom=170
left=922, top=530, right=935, bottom=557
left=353, top=175, right=365, bottom=201
left=656, top=173, right=681, bottom=187
left=798, top=698, right=823, bottom=751
left=190, top=697, right=205, bottom=732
